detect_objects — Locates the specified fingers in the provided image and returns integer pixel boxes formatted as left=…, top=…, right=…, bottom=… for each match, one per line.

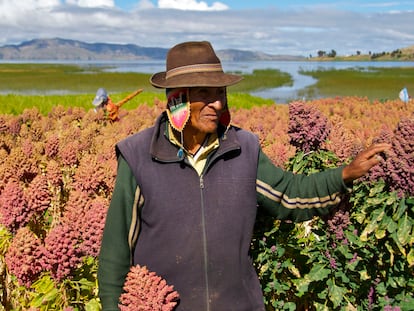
left=367, top=143, right=391, bottom=153
left=342, top=143, right=392, bottom=183
left=374, top=154, right=383, bottom=162
left=366, top=143, right=391, bottom=166
left=364, top=143, right=392, bottom=160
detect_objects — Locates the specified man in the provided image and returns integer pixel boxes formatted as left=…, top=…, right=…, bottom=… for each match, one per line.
left=92, top=87, right=120, bottom=121
left=98, top=41, right=389, bottom=310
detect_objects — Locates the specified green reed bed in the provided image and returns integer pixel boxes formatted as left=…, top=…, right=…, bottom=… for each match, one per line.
left=0, top=63, right=154, bottom=93
left=298, top=66, right=414, bottom=101
left=0, top=64, right=291, bottom=94
left=230, top=68, right=292, bottom=92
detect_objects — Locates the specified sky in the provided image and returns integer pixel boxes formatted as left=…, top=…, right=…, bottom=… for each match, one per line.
left=1, top=0, right=414, bottom=56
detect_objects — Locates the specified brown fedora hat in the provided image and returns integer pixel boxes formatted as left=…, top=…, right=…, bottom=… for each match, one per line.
left=150, top=41, right=243, bottom=88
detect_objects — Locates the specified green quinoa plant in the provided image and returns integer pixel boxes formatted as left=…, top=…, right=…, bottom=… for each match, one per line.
left=253, top=149, right=414, bottom=310
left=252, top=102, right=414, bottom=310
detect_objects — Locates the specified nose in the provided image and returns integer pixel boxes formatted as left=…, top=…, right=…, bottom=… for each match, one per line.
left=209, top=98, right=224, bottom=111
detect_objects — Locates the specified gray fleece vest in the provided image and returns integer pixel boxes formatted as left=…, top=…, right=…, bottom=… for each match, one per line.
left=116, top=114, right=265, bottom=311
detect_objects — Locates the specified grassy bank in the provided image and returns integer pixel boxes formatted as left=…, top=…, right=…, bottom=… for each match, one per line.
left=0, top=92, right=276, bottom=115
left=298, top=66, right=414, bottom=101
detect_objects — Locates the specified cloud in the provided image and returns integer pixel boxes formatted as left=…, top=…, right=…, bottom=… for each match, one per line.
left=136, top=0, right=156, bottom=9
left=0, top=0, right=413, bottom=57
left=65, top=0, right=115, bottom=8
left=157, top=0, right=228, bottom=11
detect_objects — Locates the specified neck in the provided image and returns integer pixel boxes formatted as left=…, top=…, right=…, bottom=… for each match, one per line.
left=184, top=131, right=208, bottom=155
left=172, top=127, right=208, bottom=155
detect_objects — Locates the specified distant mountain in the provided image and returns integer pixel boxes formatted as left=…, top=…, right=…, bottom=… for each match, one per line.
left=0, top=38, right=167, bottom=61
left=0, top=38, right=305, bottom=61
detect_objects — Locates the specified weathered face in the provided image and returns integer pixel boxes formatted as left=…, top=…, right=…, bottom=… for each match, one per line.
left=186, top=87, right=227, bottom=134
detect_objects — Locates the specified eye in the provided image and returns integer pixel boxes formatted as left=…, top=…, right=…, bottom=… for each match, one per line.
left=190, top=87, right=226, bottom=102
left=198, top=88, right=209, bottom=97
left=190, top=88, right=209, bottom=101
left=217, top=88, right=226, bottom=97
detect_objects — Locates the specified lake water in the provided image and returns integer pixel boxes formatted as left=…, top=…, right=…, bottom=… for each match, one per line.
left=2, top=59, right=413, bottom=102
left=95, top=59, right=414, bottom=102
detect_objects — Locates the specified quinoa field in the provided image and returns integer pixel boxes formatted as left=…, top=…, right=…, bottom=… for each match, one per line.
left=0, top=64, right=413, bottom=310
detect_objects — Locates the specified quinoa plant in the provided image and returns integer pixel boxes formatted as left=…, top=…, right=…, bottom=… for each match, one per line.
left=252, top=101, right=414, bottom=310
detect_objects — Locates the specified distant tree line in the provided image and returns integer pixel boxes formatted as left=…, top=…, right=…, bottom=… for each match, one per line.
left=310, top=48, right=412, bottom=59
left=370, top=49, right=403, bottom=59
left=314, top=49, right=337, bottom=58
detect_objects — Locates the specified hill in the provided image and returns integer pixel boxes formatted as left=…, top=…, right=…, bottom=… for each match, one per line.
left=0, top=38, right=167, bottom=61
left=0, top=38, right=305, bottom=62
left=402, top=45, right=414, bottom=56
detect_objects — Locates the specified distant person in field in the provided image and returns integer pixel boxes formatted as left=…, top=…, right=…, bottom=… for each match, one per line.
left=399, top=87, right=410, bottom=103
left=97, top=40, right=391, bottom=311
left=92, top=87, right=120, bottom=121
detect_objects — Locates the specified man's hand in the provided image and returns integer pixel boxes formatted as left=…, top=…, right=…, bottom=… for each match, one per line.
left=342, top=143, right=391, bottom=183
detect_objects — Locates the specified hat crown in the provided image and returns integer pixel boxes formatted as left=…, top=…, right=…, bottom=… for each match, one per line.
left=166, top=41, right=221, bottom=72
left=150, top=41, right=243, bottom=88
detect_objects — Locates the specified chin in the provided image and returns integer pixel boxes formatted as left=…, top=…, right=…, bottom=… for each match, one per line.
left=205, top=124, right=219, bottom=133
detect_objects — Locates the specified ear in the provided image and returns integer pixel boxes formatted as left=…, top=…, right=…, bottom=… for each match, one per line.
left=219, top=89, right=230, bottom=127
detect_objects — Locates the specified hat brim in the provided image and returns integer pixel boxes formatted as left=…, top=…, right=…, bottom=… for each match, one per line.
left=150, top=71, right=243, bottom=89
left=92, top=98, right=104, bottom=107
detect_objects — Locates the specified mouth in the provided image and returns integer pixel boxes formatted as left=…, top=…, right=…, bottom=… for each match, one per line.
left=203, top=115, right=219, bottom=123
left=203, top=112, right=219, bottom=120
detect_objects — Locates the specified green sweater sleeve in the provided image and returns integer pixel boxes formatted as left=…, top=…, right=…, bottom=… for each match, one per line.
left=256, top=149, right=351, bottom=222
left=98, top=155, right=137, bottom=310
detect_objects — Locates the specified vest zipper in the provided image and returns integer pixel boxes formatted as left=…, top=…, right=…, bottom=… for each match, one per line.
left=199, top=174, right=210, bottom=311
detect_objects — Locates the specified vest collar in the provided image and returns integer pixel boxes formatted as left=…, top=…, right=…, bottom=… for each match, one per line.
left=150, top=112, right=241, bottom=163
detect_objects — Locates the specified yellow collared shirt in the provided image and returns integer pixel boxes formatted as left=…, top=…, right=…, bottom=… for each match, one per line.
left=168, top=125, right=219, bottom=176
